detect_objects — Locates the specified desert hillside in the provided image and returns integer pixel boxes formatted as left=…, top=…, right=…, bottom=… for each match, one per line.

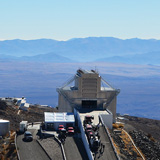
left=0, top=100, right=57, bottom=131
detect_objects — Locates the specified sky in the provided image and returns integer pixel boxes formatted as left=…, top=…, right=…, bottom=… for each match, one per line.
left=1, top=0, right=160, bottom=41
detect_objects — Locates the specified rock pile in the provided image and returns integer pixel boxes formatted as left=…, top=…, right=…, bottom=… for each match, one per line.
left=0, top=100, right=7, bottom=110
left=129, top=130, right=160, bottom=160
left=112, top=133, right=137, bottom=160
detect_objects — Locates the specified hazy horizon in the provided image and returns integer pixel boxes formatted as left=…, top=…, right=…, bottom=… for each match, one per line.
left=1, top=1, right=160, bottom=40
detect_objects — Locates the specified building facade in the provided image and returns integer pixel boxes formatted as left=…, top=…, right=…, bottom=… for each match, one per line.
left=57, top=69, right=120, bottom=121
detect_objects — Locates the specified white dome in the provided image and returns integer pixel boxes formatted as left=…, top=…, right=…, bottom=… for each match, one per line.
left=0, top=119, right=9, bottom=123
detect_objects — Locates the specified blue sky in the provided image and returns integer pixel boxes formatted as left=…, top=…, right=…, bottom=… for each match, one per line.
left=0, top=0, right=160, bottom=40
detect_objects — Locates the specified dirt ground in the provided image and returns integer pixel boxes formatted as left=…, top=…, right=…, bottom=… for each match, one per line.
left=123, top=115, right=160, bottom=142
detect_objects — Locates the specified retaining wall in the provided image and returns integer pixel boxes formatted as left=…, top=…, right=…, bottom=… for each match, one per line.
left=99, top=115, right=120, bottom=160
left=74, top=109, right=93, bottom=160
left=15, top=133, right=20, bottom=160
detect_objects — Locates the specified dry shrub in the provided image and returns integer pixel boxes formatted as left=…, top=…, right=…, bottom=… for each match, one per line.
left=5, top=133, right=10, bottom=138
left=2, top=150, right=7, bottom=155
left=2, top=144, right=5, bottom=148
left=10, top=135, right=15, bottom=142
left=147, top=133, right=155, bottom=142
left=150, top=137, right=155, bottom=142
left=0, top=154, right=5, bottom=160
left=13, top=149, right=17, bottom=154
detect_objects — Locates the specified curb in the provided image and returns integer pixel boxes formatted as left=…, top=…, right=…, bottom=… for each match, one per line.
left=15, top=133, right=20, bottom=160
left=104, top=126, right=120, bottom=160
left=54, top=136, right=67, bottom=160
left=99, top=115, right=120, bottom=160
left=36, top=139, right=52, bottom=160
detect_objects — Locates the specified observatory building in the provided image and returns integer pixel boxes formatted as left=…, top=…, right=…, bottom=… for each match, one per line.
left=57, top=69, right=120, bottom=121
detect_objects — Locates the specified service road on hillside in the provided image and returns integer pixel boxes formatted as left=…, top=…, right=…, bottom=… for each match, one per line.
left=17, top=127, right=50, bottom=160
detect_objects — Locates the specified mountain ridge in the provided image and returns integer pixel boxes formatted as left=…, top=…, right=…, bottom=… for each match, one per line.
left=0, top=52, right=75, bottom=63
left=1, top=37, right=160, bottom=64
left=96, top=51, right=160, bottom=65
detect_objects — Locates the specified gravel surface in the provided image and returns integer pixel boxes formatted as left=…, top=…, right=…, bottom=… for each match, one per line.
left=111, top=130, right=139, bottom=160
left=129, top=130, right=160, bottom=160
left=124, top=115, right=160, bottom=142
left=38, top=137, right=63, bottom=160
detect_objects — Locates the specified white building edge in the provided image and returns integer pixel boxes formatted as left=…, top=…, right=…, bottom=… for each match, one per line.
left=44, top=112, right=75, bottom=130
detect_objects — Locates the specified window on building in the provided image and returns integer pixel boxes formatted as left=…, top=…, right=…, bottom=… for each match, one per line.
left=47, top=123, right=54, bottom=130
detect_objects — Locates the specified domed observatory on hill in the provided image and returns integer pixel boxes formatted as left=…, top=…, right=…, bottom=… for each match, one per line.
left=57, top=69, right=120, bottom=121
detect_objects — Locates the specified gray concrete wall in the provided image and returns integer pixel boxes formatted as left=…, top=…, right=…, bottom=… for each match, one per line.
left=74, top=109, right=93, bottom=160
left=57, top=71, right=119, bottom=121
left=100, top=112, right=113, bottom=129
left=58, top=89, right=117, bottom=119
left=105, top=97, right=117, bottom=122
left=58, top=94, right=73, bottom=112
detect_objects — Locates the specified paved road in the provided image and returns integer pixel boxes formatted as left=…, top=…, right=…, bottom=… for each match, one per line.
left=95, top=126, right=117, bottom=160
left=64, top=136, right=89, bottom=160
left=17, top=128, right=50, bottom=160
left=38, top=137, right=63, bottom=160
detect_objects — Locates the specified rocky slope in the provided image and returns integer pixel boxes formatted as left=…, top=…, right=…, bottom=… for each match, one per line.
left=1, top=100, right=160, bottom=160
left=123, top=115, right=160, bottom=143
left=0, top=100, right=57, bottom=131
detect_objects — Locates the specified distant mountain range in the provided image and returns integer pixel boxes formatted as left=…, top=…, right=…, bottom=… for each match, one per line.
left=96, top=51, right=160, bottom=65
left=0, top=37, right=160, bottom=64
left=0, top=61, right=160, bottom=120
left=0, top=53, right=74, bottom=63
